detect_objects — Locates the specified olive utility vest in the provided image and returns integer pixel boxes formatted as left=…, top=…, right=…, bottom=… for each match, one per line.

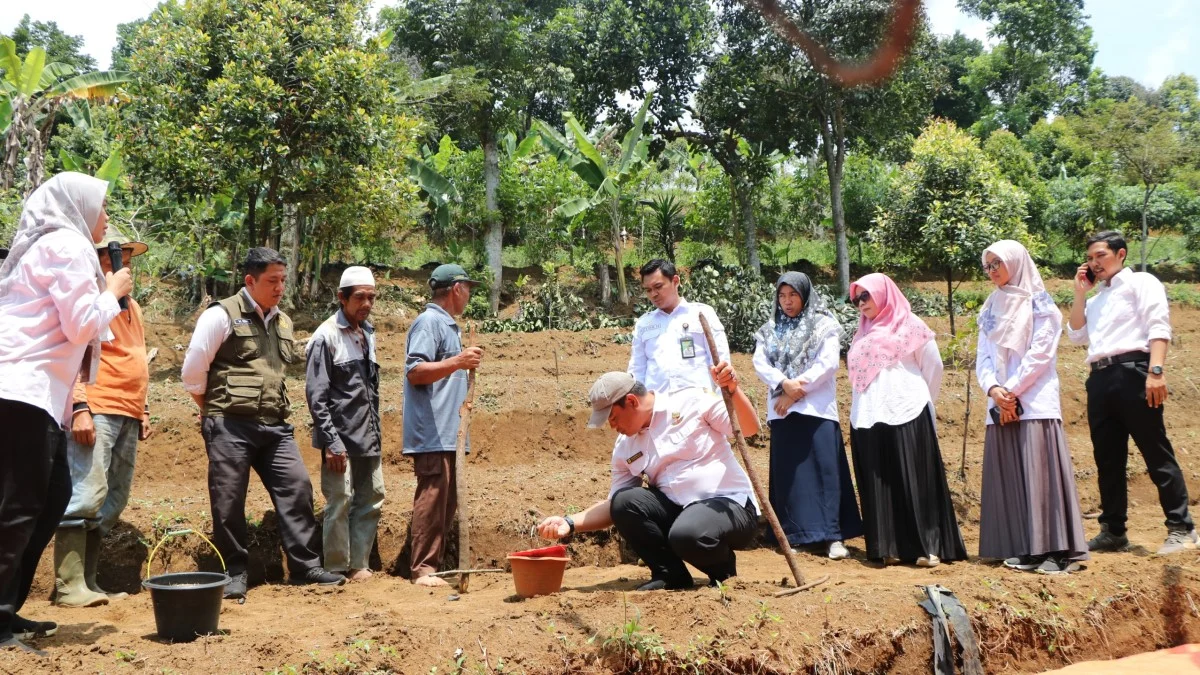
left=203, top=293, right=297, bottom=423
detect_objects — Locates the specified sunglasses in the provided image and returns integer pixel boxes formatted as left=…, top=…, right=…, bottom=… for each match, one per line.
left=852, top=290, right=871, bottom=307
left=982, top=259, right=1004, bottom=273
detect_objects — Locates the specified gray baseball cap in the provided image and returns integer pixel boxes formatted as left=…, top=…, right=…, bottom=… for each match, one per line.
left=429, top=263, right=481, bottom=288
left=587, top=372, right=637, bottom=428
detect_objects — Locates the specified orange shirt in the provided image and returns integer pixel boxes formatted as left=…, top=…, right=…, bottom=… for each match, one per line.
left=73, top=298, right=149, bottom=419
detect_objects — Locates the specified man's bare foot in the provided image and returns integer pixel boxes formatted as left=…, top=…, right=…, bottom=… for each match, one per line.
left=348, top=569, right=373, bottom=582
left=414, top=574, right=448, bottom=588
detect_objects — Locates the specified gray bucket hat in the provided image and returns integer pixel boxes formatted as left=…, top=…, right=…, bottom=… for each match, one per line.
left=587, top=372, right=637, bottom=428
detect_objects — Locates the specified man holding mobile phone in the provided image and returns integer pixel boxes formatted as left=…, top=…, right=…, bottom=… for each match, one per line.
left=1067, top=231, right=1195, bottom=555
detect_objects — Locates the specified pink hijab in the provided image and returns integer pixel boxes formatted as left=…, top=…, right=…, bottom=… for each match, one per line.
left=980, top=240, right=1044, bottom=355
left=846, top=273, right=935, bottom=393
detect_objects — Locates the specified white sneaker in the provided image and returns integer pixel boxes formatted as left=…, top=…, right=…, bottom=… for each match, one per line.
left=916, top=555, right=941, bottom=568
left=827, top=541, right=849, bottom=560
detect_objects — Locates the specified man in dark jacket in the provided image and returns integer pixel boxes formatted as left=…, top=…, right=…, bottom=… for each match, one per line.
left=306, top=266, right=384, bottom=582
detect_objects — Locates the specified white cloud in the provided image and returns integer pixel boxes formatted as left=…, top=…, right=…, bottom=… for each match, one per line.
left=924, top=0, right=993, bottom=44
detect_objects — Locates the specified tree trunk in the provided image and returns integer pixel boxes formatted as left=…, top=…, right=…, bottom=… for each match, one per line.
left=482, top=120, right=502, bottom=315
left=610, top=196, right=629, bottom=305
left=821, top=105, right=850, bottom=298
left=2, top=97, right=29, bottom=190
left=732, top=179, right=760, bottom=274
left=1140, top=184, right=1153, bottom=272
left=245, top=187, right=259, bottom=248
left=309, top=237, right=325, bottom=299
left=229, top=239, right=240, bottom=297
left=596, top=260, right=612, bottom=309
left=946, top=265, right=956, bottom=336
left=24, top=99, right=60, bottom=195
left=285, top=205, right=301, bottom=309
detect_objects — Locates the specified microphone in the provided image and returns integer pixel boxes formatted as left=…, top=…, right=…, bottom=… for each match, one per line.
left=107, top=241, right=129, bottom=310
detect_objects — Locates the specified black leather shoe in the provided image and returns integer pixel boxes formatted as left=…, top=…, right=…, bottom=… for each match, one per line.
left=12, top=615, right=57, bottom=640
left=297, top=567, right=346, bottom=586
left=223, top=572, right=248, bottom=599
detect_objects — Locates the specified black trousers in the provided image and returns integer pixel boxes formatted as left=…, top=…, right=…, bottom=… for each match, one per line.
left=610, top=486, right=757, bottom=585
left=0, top=399, right=71, bottom=640
left=202, top=416, right=321, bottom=577
left=1087, top=360, right=1193, bottom=536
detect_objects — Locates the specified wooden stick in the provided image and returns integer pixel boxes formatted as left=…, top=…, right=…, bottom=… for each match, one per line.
left=698, top=313, right=820, bottom=593
left=431, top=568, right=505, bottom=577
left=455, top=323, right=477, bottom=592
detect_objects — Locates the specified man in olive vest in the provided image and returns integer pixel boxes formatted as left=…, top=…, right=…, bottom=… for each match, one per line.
left=181, top=248, right=345, bottom=600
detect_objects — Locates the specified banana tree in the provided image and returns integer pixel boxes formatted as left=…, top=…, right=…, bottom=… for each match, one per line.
left=1, top=38, right=131, bottom=193
left=406, top=135, right=463, bottom=237
left=533, top=92, right=654, bottom=307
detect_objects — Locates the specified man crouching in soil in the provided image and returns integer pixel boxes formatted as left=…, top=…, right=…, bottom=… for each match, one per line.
left=537, top=367, right=761, bottom=590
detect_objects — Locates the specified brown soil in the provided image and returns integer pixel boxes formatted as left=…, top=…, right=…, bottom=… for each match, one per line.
left=6, top=282, right=1200, bottom=674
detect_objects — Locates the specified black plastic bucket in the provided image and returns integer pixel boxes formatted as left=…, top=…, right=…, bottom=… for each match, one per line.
left=141, top=572, right=229, bottom=642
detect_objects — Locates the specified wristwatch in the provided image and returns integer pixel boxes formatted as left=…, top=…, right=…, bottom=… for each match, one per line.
left=1150, top=365, right=1164, bottom=376
left=563, top=515, right=576, bottom=537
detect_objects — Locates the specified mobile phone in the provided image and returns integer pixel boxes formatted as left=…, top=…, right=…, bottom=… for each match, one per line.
left=989, top=399, right=1025, bottom=424
left=1085, top=267, right=1096, bottom=284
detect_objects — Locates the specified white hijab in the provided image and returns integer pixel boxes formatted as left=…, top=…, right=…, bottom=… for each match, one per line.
left=981, top=240, right=1045, bottom=380
left=0, top=172, right=110, bottom=382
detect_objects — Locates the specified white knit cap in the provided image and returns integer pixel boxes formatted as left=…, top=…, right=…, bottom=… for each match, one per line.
left=339, top=266, right=375, bottom=289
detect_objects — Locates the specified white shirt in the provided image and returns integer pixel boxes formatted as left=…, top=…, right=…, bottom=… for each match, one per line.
left=181, top=289, right=281, bottom=395
left=628, top=299, right=731, bottom=393
left=0, top=230, right=121, bottom=424
left=976, top=292, right=1062, bottom=424
left=1065, top=267, right=1171, bottom=363
left=850, top=339, right=942, bottom=429
left=752, top=331, right=840, bottom=423
left=608, top=389, right=758, bottom=512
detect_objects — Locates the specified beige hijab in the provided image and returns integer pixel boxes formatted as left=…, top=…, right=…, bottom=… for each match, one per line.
left=981, top=240, right=1045, bottom=377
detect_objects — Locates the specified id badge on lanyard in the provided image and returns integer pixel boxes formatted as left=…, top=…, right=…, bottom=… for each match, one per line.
left=680, top=322, right=696, bottom=359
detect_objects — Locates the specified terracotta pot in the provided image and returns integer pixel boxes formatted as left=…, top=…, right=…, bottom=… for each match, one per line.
left=507, top=555, right=569, bottom=598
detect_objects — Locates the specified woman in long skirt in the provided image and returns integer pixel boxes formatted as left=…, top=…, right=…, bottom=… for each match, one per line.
left=753, top=272, right=862, bottom=559
left=847, top=273, right=966, bottom=567
left=977, top=240, right=1088, bottom=574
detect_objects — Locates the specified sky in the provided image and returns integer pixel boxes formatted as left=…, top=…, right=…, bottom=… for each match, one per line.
left=1, top=0, right=1197, bottom=87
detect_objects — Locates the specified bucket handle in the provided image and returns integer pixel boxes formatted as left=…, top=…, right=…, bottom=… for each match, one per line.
left=145, top=528, right=227, bottom=578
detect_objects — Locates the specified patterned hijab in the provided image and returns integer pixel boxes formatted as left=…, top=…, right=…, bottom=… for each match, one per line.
left=846, top=273, right=935, bottom=393
left=980, top=239, right=1044, bottom=354
left=0, top=172, right=109, bottom=383
left=754, top=272, right=842, bottom=388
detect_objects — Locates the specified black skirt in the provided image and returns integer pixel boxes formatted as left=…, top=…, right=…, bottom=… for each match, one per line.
left=849, top=407, right=967, bottom=562
left=768, top=413, right=863, bottom=546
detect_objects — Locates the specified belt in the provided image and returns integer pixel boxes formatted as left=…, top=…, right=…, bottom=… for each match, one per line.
left=1090, top=351, right=1149, bottom=372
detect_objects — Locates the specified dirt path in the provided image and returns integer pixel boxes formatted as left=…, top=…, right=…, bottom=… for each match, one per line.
left=5, top=298, right=1200, bottom=673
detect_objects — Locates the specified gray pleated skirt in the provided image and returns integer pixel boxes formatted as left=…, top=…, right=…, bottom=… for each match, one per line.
left=978, top=419, right=1089, bottom=561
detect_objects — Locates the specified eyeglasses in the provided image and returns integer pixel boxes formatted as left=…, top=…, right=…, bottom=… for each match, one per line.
left=852, top=290, right=871, bottom=307
left=982, top=260, right=1004, bottom=273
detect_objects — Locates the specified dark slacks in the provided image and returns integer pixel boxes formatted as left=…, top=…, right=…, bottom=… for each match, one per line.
left=409, top=452, right=457, bottom=579
left=610, top=486, right=757, bottom=586
left=202, top=416, right=321, bottom=577
left=1087, top=360, right=1193, bottom=536
left=0, top=399, right=71, bottom=640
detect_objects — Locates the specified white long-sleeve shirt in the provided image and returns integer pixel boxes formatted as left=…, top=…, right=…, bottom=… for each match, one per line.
left=0, top=230, right=121, bottom=424
left=752, top=331, right=840, bottom=423
left=849, top=339, right=942, bottom=429
left=1065, top=267, right=1172, bottom=363
left=628, top=299, right=730, bottom=393
left=976, top=291, right=1062, bottom=424
left=181, top=289, right=280, bottom=395
left=608, top=389, right=758, bottom=511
